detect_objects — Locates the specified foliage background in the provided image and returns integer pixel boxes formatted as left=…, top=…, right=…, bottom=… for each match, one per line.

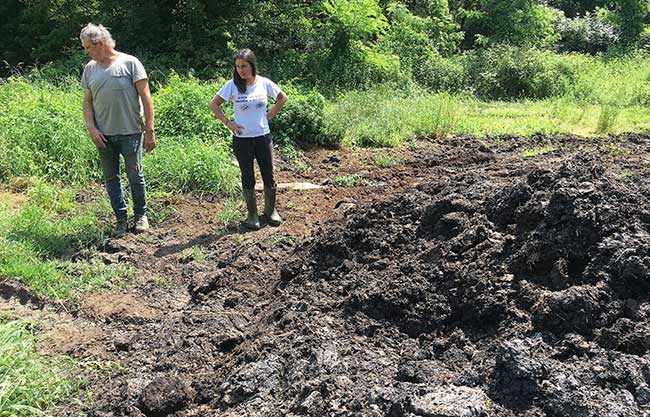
left=1, top=0, right=649, bottom=87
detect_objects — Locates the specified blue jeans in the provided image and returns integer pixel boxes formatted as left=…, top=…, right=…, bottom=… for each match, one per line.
left=97, top=133, right=147, bottom=220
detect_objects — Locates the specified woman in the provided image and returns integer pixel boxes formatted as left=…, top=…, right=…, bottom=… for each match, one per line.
left=209, top=49, right=288, bottom=230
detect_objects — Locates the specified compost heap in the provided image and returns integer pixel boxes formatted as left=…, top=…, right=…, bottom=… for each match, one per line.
left=94, top=151, right=650, bottom=417
left=218, top=152, right=650, bottom=417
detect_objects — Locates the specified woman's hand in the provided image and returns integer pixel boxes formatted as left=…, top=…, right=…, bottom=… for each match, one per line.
left=267, top=91, right=288, bottom=121
left=226, top=120, right=243, bottom=136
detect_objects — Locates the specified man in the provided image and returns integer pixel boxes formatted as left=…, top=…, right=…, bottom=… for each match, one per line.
left=80, top=23, right=155, bottom=237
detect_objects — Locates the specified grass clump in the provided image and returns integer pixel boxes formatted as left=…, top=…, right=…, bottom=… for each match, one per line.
left=0, top=78, right=99, bottom=184
left=0, top=320, right=82, bottom=416
left=596, top=105, right=619, bottom=133
left=334, top=173, right=364, bottom=187
left=373, top=152, right=401, bottom=168
left=143, top=136, right=240, bottom=195
left=0, top=183, right=132, bottom=299
left=216, top=197, right=243, bottom=229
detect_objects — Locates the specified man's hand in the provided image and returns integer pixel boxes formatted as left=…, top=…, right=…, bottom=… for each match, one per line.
left=144, top=130, right=156, bottom=152
left=88, top=126, right=107, bottom=149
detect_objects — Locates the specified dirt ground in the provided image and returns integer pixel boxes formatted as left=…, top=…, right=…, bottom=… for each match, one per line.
left=3, top=133, right=650, bottom=417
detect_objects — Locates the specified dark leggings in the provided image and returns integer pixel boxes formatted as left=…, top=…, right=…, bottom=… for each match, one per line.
left=232, top=134, right=276, bottom=190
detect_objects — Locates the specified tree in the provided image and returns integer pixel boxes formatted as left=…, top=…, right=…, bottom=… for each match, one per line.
left=604, top=0, right=649, bottom=44
left=456, top=0, right=560, bottom=48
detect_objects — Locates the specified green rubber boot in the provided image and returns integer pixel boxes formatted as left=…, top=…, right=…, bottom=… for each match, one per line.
left=264, top=187, right=282, bottom=227
left=242, top=188, right=260, bottom=230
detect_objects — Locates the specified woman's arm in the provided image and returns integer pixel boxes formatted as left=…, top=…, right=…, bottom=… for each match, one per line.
left=210, top=95, right=242, bottom=135
left=267, top=91, right=288, bottom=121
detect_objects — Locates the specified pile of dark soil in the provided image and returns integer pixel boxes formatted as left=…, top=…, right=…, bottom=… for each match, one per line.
left=207, top=152, right=650, bottom=416
left=71, top=138, right=650, bottom=417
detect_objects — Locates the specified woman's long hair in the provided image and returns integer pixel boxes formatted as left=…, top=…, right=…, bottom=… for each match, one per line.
left=233, top=49, right=257, bottom=94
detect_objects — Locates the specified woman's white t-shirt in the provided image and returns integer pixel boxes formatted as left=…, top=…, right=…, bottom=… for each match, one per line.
left=217, top=76, right=283, bottom=138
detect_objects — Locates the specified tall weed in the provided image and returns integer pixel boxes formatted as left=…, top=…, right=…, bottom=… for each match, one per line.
left=143, top=136, right=240, bottom=195
left=325, top=89, right=459, bottom=147
left=0, top=78, right=99, bottom=184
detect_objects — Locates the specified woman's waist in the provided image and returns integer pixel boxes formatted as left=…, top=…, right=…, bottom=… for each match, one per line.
left=233, top=132, right=271, bottom=140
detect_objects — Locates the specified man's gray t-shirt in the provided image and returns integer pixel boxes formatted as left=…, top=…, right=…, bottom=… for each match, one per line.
left=81, top=53, right=147, bottom=136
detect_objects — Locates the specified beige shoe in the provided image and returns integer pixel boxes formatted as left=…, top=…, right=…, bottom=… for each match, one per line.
left=111, top=218, right=128, bottom=238
left=134, top=215, right=149, bottom=233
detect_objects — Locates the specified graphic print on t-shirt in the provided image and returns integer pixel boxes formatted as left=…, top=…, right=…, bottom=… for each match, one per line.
left=217, top=77, right=282, bottom=138
left=236, top=93, right=266, bottom=111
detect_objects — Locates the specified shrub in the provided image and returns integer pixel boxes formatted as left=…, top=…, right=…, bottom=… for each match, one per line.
left=382, top=2, right=462, bottom=61
left=556, top=11, right=619, bottom=54
left=463, top=45, right=579, bottom=100
left=270, top=83, right=333, bottom=147
left=415, top=55, right=468, bottom=93
left=639, top=26, right=650, bottom=51
left=458, top=0, right=560, bottom=49
left=154, top=72, right=230, bottom=140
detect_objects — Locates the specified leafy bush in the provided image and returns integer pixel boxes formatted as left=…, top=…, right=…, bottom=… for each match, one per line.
left=639, top=26, right=650, bottom=51
left=301, top=0, right=405, bottom=92
left=556, top=11, right=619, bottom=53
left=415, top=55, right=468, bottom=92
left=463, top=45, right=579, bottom=99
left=154, top=72, right=230, bottom=140
left=383, top=2, right=462, bottom=61
left=457, top=0, right=560, bottom=48
left=304, top=42, right=403, bottom=93
left=604, top=0, right=649, bottom=45
left=380, top=2, right=463, bottom=89
left=270, top=83, right=333, bottom=147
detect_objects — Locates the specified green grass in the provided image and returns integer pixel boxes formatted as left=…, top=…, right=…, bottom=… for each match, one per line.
left=179, top=245, right=207, bottom=264
left=0, top=183, right=133, bottom=299
left=4, top=53, right=650, bottom=186
left=143, top=135, right=240, bottom=195
left=373, top=152, right=401, bottom=168
left=457, top=98, right=650, bottom=137
left=0, top=75, right=240, bottom=195
left=216, top=197, right=243, bottom=229
left=270, top=234, right=297, bottom=247
left=0, top=320, right=82, bottom=416
left=325, top=92, right=650, bottom=148
left=145, top=191, right=179, bottom=225
left=334, top=173, right=364, bottom=187
left=0, top=78, right=97, bottom=184
left=325, top=89, right=458, bottom=147
left=596, top=105, right=619, bottom=134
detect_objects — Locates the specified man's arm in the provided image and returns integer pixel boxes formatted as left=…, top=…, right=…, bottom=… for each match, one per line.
left=83, top=89, right=107, bottom=149
left=135, top=78, right=156, bottom=152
